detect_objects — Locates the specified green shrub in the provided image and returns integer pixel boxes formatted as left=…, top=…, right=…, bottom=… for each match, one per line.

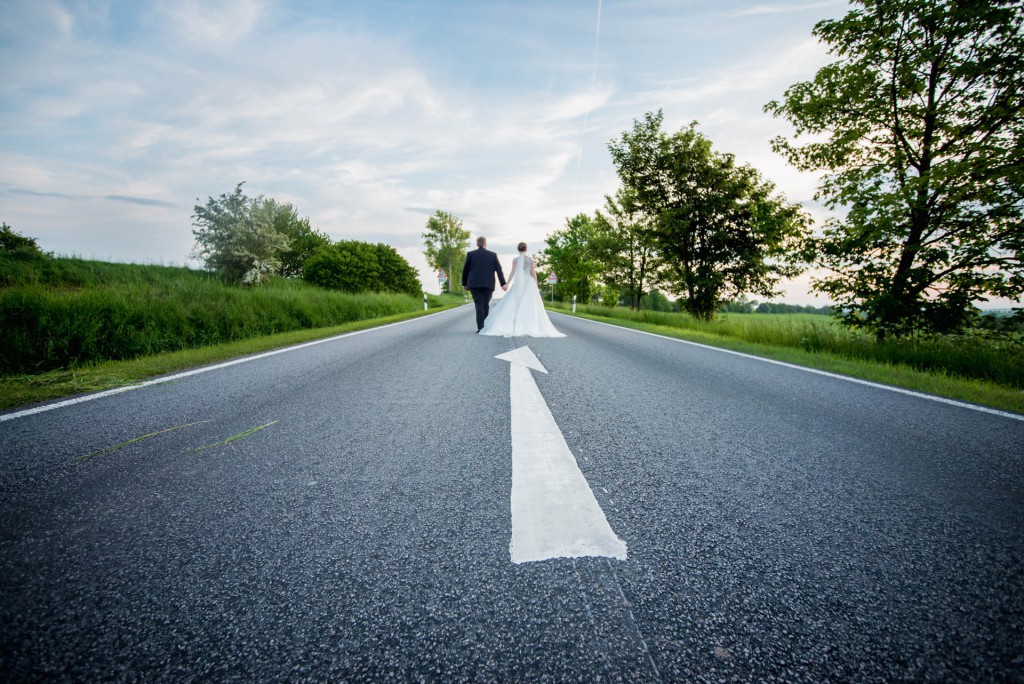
left=303, top=241, right=421, bottom=296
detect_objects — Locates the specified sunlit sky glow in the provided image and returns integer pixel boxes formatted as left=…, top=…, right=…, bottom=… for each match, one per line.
left=2, top=0, right=873, bottom=303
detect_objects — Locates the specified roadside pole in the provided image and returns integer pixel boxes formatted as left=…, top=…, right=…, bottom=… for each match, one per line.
left=437, top=269, right=448, bottom=305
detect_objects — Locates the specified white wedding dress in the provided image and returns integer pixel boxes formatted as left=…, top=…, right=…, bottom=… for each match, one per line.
left=479, top=254, right=566, bottom=338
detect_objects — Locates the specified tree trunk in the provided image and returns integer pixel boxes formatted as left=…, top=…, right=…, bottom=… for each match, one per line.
left=879, top=48, right=940, bottom=339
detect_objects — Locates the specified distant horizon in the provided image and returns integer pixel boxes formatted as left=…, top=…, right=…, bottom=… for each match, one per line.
left=20, top=248, right=1024, bottom=313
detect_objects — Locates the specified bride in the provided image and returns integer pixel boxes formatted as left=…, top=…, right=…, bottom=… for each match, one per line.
left=480, top=242, right=566, bottom=338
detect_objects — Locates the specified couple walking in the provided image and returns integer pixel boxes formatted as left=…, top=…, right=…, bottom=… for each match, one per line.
left=461, top=237, right=565, bottom=338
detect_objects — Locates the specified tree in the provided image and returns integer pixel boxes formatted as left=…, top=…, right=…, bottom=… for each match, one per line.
left=641, top=290, right=676, bottom=311
left=719, top=297, right=756, bottom=314
left=765, top=0, right=1024, bottom=338
left=422, top=210, right=470, bottom=294
left=608, top=111, right=810, bottom=320
left=265, top=200, right=331, bottom=278
left=540, top=213, right=604, bottom=303
left=191, top=183, right=291, bottom=285
left=592, top=188, right=661, bottom=309
left=1, top=223, right=43, bottom=254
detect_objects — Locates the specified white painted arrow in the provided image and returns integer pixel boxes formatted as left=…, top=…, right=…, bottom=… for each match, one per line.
left=496, top=346, right=627, bottom=564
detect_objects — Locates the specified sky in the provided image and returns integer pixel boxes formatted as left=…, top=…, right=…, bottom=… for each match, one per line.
left=1, top=0, right=862, bottom=304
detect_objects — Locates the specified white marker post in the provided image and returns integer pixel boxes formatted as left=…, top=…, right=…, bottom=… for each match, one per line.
left=423, top=293, right=428, bottom=311
left=496, top=346, right=627, bottom=564
left=572, top=295, right=577, bottom=314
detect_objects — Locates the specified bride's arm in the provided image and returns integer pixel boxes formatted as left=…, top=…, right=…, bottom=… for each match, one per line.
left=531, top=260, right=538, bottom=284
left=508, top=257, right=517, bottom=284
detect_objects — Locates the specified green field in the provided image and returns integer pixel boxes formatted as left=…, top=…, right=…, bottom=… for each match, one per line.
left=548, top=302, right=1024, bottom=415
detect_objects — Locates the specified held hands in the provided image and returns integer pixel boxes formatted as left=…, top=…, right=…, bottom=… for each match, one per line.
left=502, top=284, right=509, bottom=291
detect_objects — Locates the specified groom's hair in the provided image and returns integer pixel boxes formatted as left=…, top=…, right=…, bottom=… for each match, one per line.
left=477, top=236, right=487, bottom=247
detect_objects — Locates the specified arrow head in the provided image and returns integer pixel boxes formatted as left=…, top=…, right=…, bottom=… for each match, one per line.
left=495, top=346, right=548, bottom=374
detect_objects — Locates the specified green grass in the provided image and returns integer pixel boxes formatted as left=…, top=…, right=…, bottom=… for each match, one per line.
left=0, top=307, right=460, bottom=410
left=190, top=421, right=278, bottom=453
left=0, top=254, right=455, bottom=376
left=78, top=421, right=204, bottom=461
left=548, top=302, right=1024, bottom=415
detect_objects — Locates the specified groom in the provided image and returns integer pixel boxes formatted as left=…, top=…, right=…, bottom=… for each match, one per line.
left=462, top=236, right=507, bottom=332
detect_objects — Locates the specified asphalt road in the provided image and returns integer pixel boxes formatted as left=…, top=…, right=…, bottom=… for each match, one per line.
left=1, top=305, right=1022, bottom=682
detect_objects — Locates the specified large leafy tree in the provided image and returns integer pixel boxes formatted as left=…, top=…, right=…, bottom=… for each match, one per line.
left=592, top=188, right=661, bottom=310
left=766, top=0, right=1024, bottom=337
left=421, top=210, right=470, bottom=293
left=191, top=183, right=291, bottom=285
left=609, top=111, right=809, bottom=320
left=540, top=213, right=604, bottom=303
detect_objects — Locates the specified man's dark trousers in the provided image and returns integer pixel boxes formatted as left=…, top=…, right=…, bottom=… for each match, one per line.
left=470, top=287, right=492, bottom=331
left=462, top=245, right=505, bottom=331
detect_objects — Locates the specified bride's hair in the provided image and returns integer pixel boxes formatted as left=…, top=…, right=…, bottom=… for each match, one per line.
left=517, top=242, right=527, bottom=252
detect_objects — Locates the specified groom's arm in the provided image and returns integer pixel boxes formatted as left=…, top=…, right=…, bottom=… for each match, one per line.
left=495, top=255, right=506, bottom=287
left=461, top=252, right=472, bottom=289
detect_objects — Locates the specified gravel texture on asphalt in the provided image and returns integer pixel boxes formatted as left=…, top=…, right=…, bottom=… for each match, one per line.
left=1, top=305, right=1021, bottom=682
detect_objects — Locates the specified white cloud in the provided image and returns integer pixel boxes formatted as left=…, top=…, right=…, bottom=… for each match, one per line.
left=159, top=0, right=267, bottom=45
left=727, top=1, right=846, bottom=17
left=635, top=37, right=828, bottom=108
left=542, top=86, right=616, bottom=123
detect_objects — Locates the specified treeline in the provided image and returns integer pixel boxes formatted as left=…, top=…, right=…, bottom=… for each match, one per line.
left=538, top=113, right=809, bottom=323
left=540, top=0, right=1023, bottom=341
left=191, top=183, right=420, bottom=296
left=736, top=301, right=832, bottom=316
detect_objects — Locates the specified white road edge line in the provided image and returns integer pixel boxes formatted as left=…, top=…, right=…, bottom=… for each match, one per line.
left=1, top=306, right=466, bottom=423
left=554, top=312, right=1024, bottom=423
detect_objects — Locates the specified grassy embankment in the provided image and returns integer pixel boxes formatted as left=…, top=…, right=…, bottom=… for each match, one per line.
left=547, top=301, right=1024, bottom=415
left=0, top=255, right=463, bottom=410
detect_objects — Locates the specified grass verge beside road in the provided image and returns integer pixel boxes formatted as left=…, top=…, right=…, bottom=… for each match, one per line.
left=0, top=305, right=461, bottom=411
left=550, top=304, right=1024, bottom=416
left=4, top=298, right=1019, bottom=417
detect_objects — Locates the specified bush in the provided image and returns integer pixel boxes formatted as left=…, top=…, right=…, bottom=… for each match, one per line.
left=303, top=241, right=421, bottom=296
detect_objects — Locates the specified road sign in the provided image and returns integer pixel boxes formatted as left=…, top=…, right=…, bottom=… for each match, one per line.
left=437, top=269, right=448, bottom=282
left=547, top=273, right=557, bottom=284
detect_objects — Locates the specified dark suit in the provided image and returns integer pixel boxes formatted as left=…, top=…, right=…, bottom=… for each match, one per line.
left=461, top=247, right=506, bottom=331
